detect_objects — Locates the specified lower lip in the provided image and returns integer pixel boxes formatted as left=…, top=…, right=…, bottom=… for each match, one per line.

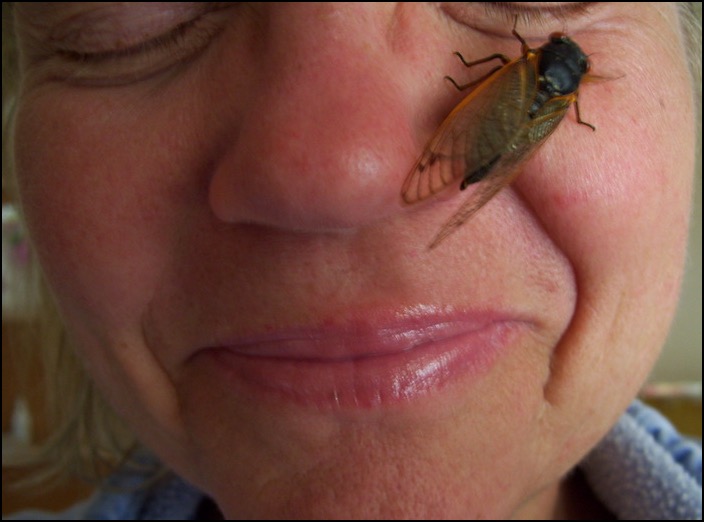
left=195, top=315, right=527, bottom=410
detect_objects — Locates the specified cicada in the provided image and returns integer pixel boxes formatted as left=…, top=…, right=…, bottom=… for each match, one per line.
left=402, top=26, right=596, bottom=249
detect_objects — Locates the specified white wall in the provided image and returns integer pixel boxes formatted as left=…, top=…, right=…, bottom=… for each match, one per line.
left=651, top=126, right=702, bottom=383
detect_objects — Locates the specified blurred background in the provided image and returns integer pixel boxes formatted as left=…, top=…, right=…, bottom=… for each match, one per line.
left=651, top=131, right=702, bottom=385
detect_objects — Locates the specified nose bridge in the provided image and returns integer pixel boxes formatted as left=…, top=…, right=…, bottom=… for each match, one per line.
left=208, top=5, right=415, bottom=232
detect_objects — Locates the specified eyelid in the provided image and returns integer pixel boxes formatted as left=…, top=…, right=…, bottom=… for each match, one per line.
left=483, top=2, right=596, bottom=24
left=48, top=3, right=217, bottom=55
left=441, top=2, right=597, bottom=40
left=55, top=15, right=204, bottom=64
left=36, top=3, right=233, bottom=86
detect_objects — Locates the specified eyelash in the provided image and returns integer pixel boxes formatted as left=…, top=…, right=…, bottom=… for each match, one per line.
left=50, top=5, right=233, bottom=85
left=57, top=15, right=208, bottom=65
left=482, top=2, right=594, bottom=26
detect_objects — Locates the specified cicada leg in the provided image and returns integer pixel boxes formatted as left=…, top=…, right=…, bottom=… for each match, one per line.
left=454, top=51, right=510, bottom=69
left=445, top=64, right=504, bottom=92
left=444, top=50, right=510, bottom=91
left=574, top=100, right=596, bottom=131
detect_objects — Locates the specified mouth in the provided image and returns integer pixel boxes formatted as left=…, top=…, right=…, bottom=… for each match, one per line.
left=191, top=306, right=531, bottom=409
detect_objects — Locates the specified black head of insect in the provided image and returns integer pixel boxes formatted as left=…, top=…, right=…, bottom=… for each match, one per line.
left=537, top=33, right=589, bottom=97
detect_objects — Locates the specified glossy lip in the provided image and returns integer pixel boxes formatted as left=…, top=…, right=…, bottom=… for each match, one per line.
left=193, top=307, right=531, bottom=409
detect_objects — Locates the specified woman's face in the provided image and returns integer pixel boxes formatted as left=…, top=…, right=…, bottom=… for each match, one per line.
left=13, top=3, right=694, bottom=518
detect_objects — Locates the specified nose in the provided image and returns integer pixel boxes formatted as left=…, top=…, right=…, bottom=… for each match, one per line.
left=208, top=4, right=418, bottom=233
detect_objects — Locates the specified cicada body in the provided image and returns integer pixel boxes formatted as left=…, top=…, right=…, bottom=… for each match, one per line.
left=402, top=28, right=595, bottom=249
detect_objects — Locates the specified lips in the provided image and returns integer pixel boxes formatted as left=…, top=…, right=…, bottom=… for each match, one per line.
left=192, top=307, right=530, bottom=409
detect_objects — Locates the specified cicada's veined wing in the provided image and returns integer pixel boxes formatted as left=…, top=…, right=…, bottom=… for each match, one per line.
left=404, top=27, right=596, bottom=249
left=401, top=53, right=538, bottom=205
left=427, top=93, right=575, bottom=248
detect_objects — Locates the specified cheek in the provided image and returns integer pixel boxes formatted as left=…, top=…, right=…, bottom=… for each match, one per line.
left=13, top=92, right=205, bottom=476
left=519, top=54, right=693, bottom=293
left=513, top=36, right=694, bottom=408
left=13, top=90, right=186, bottom=332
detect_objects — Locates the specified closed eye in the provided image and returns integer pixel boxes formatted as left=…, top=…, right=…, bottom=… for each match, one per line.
left=47, top=3, right=234, bottom=86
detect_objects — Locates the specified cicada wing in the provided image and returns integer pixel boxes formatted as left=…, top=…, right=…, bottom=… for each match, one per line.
left=402, top=55, right=537, bottom=205
left=427, top=158, right=521, bottom=249
left=428, top=96, right=574, bottom=249
left=525, top=94, right=575, bottom=142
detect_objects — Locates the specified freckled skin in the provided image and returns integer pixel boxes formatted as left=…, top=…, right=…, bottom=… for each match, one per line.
left=13, top=3, right=694, bottom=519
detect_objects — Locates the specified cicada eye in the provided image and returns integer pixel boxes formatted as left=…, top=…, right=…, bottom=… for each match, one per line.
left=580, top=57, right=590, bottom=73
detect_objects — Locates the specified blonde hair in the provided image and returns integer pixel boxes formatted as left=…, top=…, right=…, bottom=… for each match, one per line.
left=3, top=1, right=152, bottom=487
left=2, top=2, right=702, bottom=488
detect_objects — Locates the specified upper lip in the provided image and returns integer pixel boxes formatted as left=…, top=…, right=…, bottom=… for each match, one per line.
left=204, top=306, right=528, bottom=362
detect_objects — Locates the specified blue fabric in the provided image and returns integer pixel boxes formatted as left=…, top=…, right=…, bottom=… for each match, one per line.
left=580, top=400, right=702, bottom=520
left=4, top=400, right=701, bottom=520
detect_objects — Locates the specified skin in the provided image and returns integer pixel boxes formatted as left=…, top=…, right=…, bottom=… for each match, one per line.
left=13, top=3, right=694, bottom=519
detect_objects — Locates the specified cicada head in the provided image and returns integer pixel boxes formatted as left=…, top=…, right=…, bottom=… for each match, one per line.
left=539, top=34, right=590, bottom=97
